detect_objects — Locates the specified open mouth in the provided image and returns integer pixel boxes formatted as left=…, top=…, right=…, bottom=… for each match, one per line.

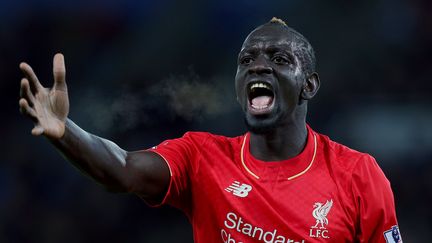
left=247, top=81, right=275, bottom=115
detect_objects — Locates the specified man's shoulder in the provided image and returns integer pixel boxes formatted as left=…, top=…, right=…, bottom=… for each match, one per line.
left=182, top=131, right=245, bottom=147
left=318, top=132, right=367, bottom=156
left=316, top=131, right=376, bottom=171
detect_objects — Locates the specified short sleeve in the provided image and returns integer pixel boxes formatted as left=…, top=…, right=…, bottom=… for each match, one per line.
left=148, top=132, right=205, bottom=214
left=352, top=155, right=402, bottom=243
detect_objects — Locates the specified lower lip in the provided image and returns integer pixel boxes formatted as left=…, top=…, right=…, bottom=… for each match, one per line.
left=247, top=97, right=276, bottom=116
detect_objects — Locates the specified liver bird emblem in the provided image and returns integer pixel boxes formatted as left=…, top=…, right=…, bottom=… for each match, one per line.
left=312, top=199, right=333, bottom=229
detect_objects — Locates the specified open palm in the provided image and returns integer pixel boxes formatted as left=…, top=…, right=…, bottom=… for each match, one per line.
left=19, top=53, right=69, bottom=139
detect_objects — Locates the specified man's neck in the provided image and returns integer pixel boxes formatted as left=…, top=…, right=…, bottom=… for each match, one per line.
left=249, top=120, right=308, bottom=162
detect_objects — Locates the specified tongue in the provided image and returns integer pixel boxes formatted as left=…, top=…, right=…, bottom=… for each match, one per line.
left=251, top=96, right=273, bottom=107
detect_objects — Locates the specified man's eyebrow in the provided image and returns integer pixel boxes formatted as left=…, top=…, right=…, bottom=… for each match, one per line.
left=239, top=46, right=259, bottom=56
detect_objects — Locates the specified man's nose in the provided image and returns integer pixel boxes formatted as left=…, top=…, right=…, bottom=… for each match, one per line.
left=248, top=56, right=273, bottom=75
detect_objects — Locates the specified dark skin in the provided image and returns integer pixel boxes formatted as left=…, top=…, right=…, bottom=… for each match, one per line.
left=236, top=23, right=320, bottom=161
left=18, top=23, right=319, bottom=204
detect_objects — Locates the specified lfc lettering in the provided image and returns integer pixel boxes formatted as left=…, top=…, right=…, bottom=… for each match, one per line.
left=309, top=228, right=329, bottom=239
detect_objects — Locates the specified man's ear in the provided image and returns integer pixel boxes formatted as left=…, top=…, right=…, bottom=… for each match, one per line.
left=301, top=72, right=320, bottom=100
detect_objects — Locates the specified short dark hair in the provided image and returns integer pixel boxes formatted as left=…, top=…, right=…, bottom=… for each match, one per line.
left=267, top=17, right=316, bottom=75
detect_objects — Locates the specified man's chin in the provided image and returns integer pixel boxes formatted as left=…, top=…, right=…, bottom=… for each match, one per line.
left=244, top=114, right=281, bottom=134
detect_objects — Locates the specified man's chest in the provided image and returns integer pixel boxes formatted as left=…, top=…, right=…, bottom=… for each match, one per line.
left=189, top=152, right=356, bottom=242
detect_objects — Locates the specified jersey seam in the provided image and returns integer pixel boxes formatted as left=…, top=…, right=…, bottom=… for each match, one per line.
left=350, top=154, right=370, bottom=239
left=192, top=132, right=213, bottom=176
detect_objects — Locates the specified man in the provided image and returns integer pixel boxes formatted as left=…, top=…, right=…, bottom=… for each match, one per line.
left=18, top=17, right=402, bottom=242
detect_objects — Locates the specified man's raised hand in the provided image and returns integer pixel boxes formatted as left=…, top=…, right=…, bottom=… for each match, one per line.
left=19, top=53, right=70, bottom=139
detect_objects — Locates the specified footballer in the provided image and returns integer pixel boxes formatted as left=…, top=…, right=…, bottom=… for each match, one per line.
left=18, top=18, right=402, bottom=242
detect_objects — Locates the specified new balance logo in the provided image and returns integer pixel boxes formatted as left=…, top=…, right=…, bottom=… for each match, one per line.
left=225, top=181, right=252, bottom=198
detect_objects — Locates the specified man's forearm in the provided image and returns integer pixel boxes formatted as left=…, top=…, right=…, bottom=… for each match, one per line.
left=50, top=119, right=129, bottom=192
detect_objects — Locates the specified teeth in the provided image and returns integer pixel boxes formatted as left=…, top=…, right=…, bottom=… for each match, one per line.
left=251, top=104, right=269, bottom=109
left=250, top=82, right=272, bottom=91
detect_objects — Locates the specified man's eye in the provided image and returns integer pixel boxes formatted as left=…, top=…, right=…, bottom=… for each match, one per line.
left=240, top=57, right=253, bottom=65
left=272, top=56, right=288, bottom=64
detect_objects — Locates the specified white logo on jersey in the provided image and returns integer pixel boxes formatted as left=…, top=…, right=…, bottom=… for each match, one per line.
left=309, top=199, right=333, bottom=239
left=312, top=199, right=333, bottom=228
left=225, top=181, right=252, bottom=198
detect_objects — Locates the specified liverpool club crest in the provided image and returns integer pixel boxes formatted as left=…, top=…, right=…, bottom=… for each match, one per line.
left=309, top=199, right=333, bottom=239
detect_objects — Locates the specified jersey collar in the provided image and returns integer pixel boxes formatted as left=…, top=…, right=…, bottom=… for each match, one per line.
left=241, top=125, right=318, bottom=181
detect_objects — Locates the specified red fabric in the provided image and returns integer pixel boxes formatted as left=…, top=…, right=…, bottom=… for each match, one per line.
left=149, top=126, right=401, bottom=243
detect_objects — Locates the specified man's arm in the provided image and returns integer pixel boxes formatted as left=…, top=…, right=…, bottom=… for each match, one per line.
left=52, top=119, right=170, bottom=203
left=18, top=53, right=170, bottom=204
left=352, top=155, right=402, bottom=242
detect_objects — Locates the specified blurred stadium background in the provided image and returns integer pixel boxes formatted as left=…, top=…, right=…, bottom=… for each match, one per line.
left=1, top=0, right=431, bottom=242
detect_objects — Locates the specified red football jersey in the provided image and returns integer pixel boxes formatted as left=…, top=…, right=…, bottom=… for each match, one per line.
left=149, top=126, right=402, bottom=243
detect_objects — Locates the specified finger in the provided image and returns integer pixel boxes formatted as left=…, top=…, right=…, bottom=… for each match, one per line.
left=20, top=78, right=35, bottom=106
left=19, top=62, right=44, bottom=92
left=53, top=53, right=67, bottom=91
left=19, top=98, right=38, bottom=121
left=31, top=125, right=44, bottom=136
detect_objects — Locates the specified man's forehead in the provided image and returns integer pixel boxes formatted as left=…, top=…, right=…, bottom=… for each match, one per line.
left=240, top=37, right=298, bottom=55
left=241, top=25, right=297, bottom=52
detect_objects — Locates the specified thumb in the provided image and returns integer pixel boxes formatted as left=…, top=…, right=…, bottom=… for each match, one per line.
left=53, top=53, right=67, bottom=91
left=31, top=125, right=44, bottom=136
